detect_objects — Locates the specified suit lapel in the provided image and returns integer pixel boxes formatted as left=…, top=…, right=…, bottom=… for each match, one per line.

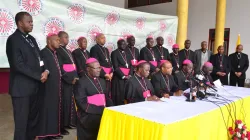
left=17, top=32, right=39, bottom=61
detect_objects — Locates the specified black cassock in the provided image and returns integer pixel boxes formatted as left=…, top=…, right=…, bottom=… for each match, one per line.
left=74, top=75, right=113, bottom=140
left=174, top=70, right=195, bottom=91
left=57, top=45, right=78, bottom=127
left=90, top=44, right=112, bottom=97
left=111, top=49, right=133, bottom=105
left=38, top=47, right=62, bottom=137
left=210, top=54, right=230, bottom=85
left=72, top=48, right=90, bottom=78
left=229, top=52, right=249, bottom=87
left=126, top=45, right=140, bottom=73
left=140, top=47, right=160, bottom=73
left=151, top=71, right=178, bottom=98
left=125, top=74, right=155, bottom=103
left=178, top=49, right=196, bottom=66
left=170, top=52, right=181, bottom=74
left=154, top=45, right=171, bottom=61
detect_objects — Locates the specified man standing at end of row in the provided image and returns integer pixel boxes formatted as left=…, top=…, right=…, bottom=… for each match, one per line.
left=229, top=44, right=249, bottom=87
left=6, top=12, right=49, bottom=140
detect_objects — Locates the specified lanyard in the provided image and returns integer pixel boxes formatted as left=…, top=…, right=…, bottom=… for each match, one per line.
left=79, top=49, right=88, bottom=60
left=134, top=74, right=148, bottom=91
left=46, top=48, right=62, bottom=76
left=156, top=46, right=164, bottom=59
left=60, top=46, right=75, bottom=64
left=118, top=50, right=128, bottom=68
left=86, top=75, right=104, bottom=93
left=22, top=35, right=40, bottom=61
left=146, top=47, right=155, bottom=61
left=160, top=73, right=170, bottom=91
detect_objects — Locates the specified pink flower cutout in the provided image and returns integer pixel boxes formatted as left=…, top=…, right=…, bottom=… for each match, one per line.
left=105, top=11, right=120, bottom=25
left=67, top=39, right=78, bottom=52
left=136, top=17, right=145, bottom=30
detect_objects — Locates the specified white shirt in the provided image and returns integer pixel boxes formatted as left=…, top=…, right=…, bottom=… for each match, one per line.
left=200, top=50, right=208, bottom=69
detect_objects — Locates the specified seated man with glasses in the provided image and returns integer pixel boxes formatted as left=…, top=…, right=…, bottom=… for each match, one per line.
left=151, top=60, right=181, bottom=98
left=74, top=58, right=113, bottom=140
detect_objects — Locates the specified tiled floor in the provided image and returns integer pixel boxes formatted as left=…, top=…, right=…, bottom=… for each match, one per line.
left=0, top=94, right=76, bottom=140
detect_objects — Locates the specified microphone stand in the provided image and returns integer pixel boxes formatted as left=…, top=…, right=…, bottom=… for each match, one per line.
left=186, top=79, right=196, bottom=102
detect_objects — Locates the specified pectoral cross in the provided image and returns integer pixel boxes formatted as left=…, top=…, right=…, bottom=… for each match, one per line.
left=153, top=57, right=155, bottom=61
left=161, top=55, right=164, bottom=59
left=105, top=58, right=109, bottom=62
left=133, top=59, right=136, bottom=64
left=126, top=63, right=128, bottom=68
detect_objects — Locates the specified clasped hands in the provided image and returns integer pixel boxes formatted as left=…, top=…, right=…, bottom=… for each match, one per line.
left=105, top=73, right=113, bottom=81
left=41, top=71, right=49, bottom=83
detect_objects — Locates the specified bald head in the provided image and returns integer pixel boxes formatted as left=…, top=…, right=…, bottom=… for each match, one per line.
left=58, top=31, right=69, bottom=46
left=217, top=45, right=224, bottom=55
left=47, top=34, right=60, bottom=50
left=161, top=61, right=173, bottom=75
left=96, top=33, right=106, bottom=46
left=236, top=44, right=243, bottom=53
left=156, top=36, right=164, bottom=46
left=78, top=37, right=87, bottom=49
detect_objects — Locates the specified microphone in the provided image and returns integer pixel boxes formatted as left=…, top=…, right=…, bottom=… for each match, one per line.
left=192, top=75, right=217, bottom=92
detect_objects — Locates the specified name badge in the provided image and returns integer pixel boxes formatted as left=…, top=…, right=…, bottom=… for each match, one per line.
left=40, top=61, right=44, bottom=67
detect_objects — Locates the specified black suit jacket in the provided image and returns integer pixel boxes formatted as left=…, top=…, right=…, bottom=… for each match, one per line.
left=210, top=54, right=231, bottom=76
left=151, top=71, right=178, bottom=97
left=229, top=52, right=249, bottom=79
left=6, top=29, right=42, bottom=97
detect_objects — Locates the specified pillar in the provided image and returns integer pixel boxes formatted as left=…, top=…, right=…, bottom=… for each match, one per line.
left=176, top=0, right=189, bottom=49
left=214, top=0, right=226, bottom=53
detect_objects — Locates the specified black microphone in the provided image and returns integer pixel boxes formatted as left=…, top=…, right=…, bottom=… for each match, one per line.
left=191, top=77, right=217, bottom=92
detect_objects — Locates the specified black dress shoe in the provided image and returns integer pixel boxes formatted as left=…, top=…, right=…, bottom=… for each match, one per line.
left=60, top=129, right=69, bottom=135
left=50, top=135, right=63, bottom=139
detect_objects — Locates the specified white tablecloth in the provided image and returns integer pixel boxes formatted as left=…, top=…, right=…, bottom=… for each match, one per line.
left=108, top=86, right=250, bottom=125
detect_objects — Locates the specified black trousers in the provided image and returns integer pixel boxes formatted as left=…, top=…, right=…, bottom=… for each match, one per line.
left=230, top=76, right=245, bottom=87
left=12, top=94, right=39, bottom=140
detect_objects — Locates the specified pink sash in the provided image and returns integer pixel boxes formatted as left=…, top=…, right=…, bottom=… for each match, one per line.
left=63, top=64, right=76, bottom=72
left=102, top=67, right=112, bottom=74
left=149, top=61, right=157, bottom=67
left=87, top=94, right=106, bottom=106
left=120, top=68, right=130, bottom=76
left=131, top=60, right=138, bottom=66
left=143, top=90, right=151, bottom=98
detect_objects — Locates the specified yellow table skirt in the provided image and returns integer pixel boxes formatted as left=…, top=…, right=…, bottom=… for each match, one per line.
left=98, top=96, right=250, bottom=140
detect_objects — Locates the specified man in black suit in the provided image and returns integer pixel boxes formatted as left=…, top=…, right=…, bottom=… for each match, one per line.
left=210, top=45, right=230, bottom=85
left=6, top=12, right=49, bottom=140
left=154, top=36, right=170, bottom=61
left=229, top=44, right=249, bottom=87
left=179, top=40, right=196, bottom=65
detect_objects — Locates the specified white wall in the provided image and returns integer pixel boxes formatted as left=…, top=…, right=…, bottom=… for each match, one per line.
left=88, top=0, right=125, bottom=8
left=130, top=0, right=250, bottom=79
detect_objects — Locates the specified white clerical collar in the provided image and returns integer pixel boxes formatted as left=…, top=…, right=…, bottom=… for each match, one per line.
left=185, top=49, right=189, bottom=51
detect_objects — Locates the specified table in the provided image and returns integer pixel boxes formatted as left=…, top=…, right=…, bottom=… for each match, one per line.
left=97, top=86, right=250, bottom=140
